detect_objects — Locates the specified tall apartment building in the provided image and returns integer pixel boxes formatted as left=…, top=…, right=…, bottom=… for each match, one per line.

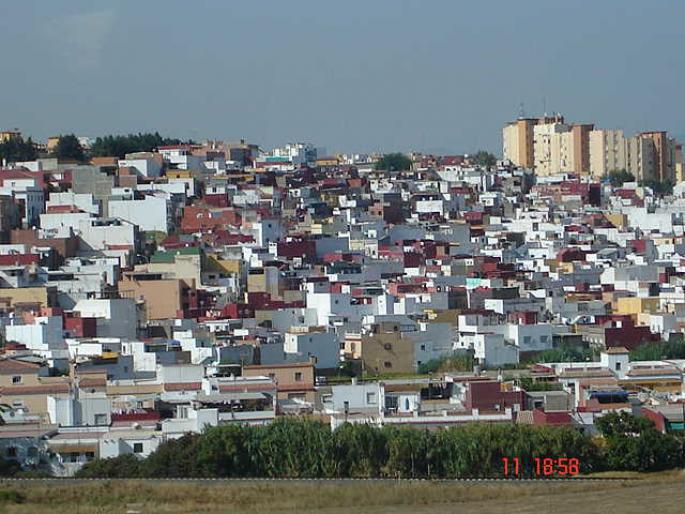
left=571, top=124, right=594, bottom=174
left=528, top=115, right=593, bottom=176
left=502, top=118, right=538, bottom=169
left=675, top=143, right=684, bottom=183
left=533, top=116, right=570, bottom=176
left=626, top=135, right=656, bottom=182
left=640, top=131, right=673, bottom=182
left=589, top=129, right=627, bottom=179
left=504, top=116, right=680, bottom=182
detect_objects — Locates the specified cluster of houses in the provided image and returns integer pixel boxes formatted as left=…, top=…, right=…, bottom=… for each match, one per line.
left=0, top=134, right=684, bottom=475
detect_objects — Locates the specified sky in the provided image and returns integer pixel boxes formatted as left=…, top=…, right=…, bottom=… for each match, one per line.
left=1, top=0, right=684, bottom=155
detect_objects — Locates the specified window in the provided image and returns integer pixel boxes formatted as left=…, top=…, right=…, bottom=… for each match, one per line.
left=133, top=443, right=144, bottom=454
left=384, top=361, right=392, bottom=369
left=366, top=392, right=377, bottom=404
left=94, top=414, right=108, bottom=425
left=615, top=362, right=622, bottom=371
left=420, top=344, right=426, bottom=351
left=11, top=376, right=21, bottom=384
left=383, top=343, right=392, bottom=351
left=6, top=447, right=17, bottom=458
left=294, top=372, right=303, bottom=382
left=268, top=373, right=276, bottom=381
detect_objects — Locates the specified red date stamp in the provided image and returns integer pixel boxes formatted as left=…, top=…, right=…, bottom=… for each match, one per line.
left=502, top=457, right=580, bottom=477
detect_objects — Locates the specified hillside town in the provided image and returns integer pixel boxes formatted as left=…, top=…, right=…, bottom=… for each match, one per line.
left=0, top=118, right=684, bottom=477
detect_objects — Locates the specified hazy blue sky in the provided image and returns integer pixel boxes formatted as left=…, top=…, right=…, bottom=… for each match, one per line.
left=1, top=0, right=684, bottom=154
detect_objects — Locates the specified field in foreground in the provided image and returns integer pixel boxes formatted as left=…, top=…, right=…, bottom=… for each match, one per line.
left=0, top=474, right=684, bottom=514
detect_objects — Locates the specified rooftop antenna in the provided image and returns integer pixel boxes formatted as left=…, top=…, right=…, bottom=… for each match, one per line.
left=518, top=102, right=526, bottom=119
left=543, top=97, right=547, bottom=118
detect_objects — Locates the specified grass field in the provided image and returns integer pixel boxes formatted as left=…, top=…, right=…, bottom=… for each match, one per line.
left=0, top=473, right=683, bottom=514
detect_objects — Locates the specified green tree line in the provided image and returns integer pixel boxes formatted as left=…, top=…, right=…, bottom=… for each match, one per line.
left=76, top=413, right=683, bottom=479
left=629, top=339, right=685, bottom=360
left=91, top=132, right=189, bottom=158
left=0, top=136, right=38, bottom=163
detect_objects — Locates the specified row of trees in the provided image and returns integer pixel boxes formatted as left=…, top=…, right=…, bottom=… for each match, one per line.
left=1, top=132, right=190, bottom=165
left=76, top=413, right=684, bottom=479
left=374, top=150, right=498, bottom=172
left=629, top=339, right=685, bottom=361
left=607, top=169, right=675, bottom=195
left=90, top=132, right=188, bottom=158
left=525, top=343, right=596, bottom=364
left=0, top=136, right=38, bottom=163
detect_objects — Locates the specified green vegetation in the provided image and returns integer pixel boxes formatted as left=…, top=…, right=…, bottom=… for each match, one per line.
left=527, top=343, right=596, bottom=364
left=76, top=414, right=684, bottom=479
left=0, top=458, right=21, bottom=476
left=630, top=339, right=685, bottom=360
left=641, top=178, right=675, bottom=196
left=374, top=152, right=412, bottom=172
left=90, top=132, right=189, bottom=158
left=470, top=150, right=497, bottom=168
left=418, top=352, right=474, bottom=374
left=596, top=411, right=683, bottom=472
left=608, top=169, right=635, bottom=187
left=51, top=134, right=86, bottom=162
left=518, top=376, right=564, bottom=392
left=4, top=476, right=685, bottom=514
left=0, top=135, right=38, bottom=163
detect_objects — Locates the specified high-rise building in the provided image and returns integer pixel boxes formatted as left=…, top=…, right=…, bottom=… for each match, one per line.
left=640, top=131, right=672, bottom=182
left=626, top=135, right=656, bottom=182
left=533, top=115, right=570, bottom=176
left=589, top=129, right=627, bottom=179
left=570, top=124, right=594, bottom=174
left=502, top=118, right=538, bottom=169
left=674, top=142, right=684, bottom=183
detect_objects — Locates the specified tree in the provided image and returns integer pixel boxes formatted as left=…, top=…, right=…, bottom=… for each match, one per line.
left=90, top=132, right=188, bottom=158
left=196, top=424, right=251, bottom=477
left=0, top=136, right=38, bottom=164
left=641, top=178, right=674, bottom=196
left=630, top=339, right=685, bottom=361
left=52, top=134, right=85, bottom=162
left=470, top=150, right=497, bottom=168
left=331, top=423, right=388, bottom=477
left=528, top=343, right=595, bottom=364
left=608, top=169, right=635, bottom=187
left=595, top=411, right=683, bottom=471
left=374, top=153, right=412, bottom=172
left=76, top=454, right=141, bottom=478
left=139, top=433, right=202, bottom=477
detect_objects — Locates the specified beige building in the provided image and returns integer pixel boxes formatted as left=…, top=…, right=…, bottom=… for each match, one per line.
left=675, top=143, right=684, bottom=182
left=589, top=129, right=627, bottom=179
left=626, top=135, right=656, bottom=182
left=0, top=359, right=71, bottom=422
left=119, top=272, right=190, bottom=320
left=533, top=118, right=571, bottom=176
left=243, top=362, right=315, bottom=402
left=502, top=118, right=538, bottom=168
